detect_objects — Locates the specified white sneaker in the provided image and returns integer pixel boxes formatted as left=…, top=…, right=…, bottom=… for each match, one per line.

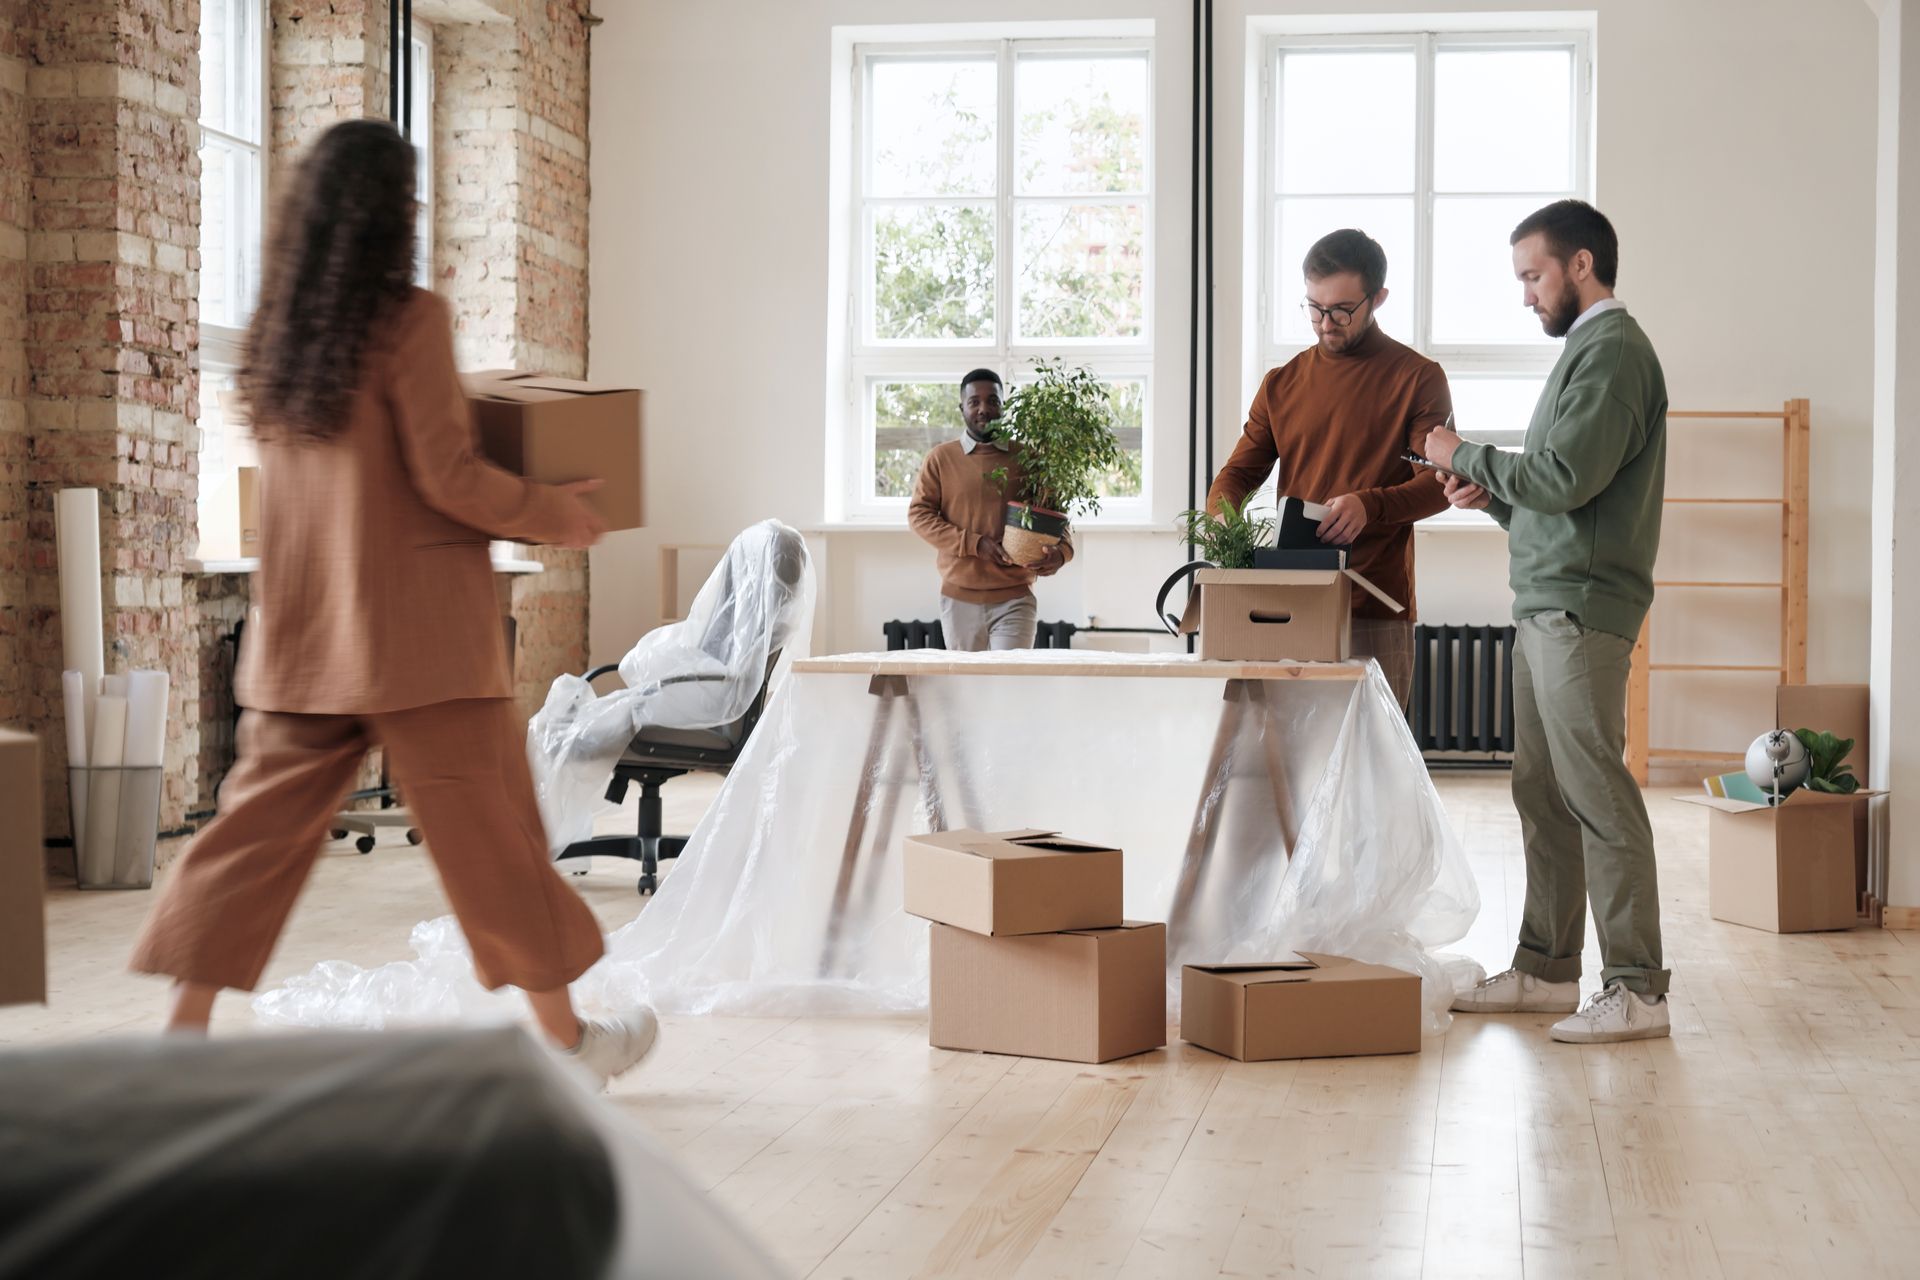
left=1549, top=984, right=1670, bottom=1044
left=1451, top=967, right=1580, bottom=1014
left=561, top=1006, right=660, bottom=1086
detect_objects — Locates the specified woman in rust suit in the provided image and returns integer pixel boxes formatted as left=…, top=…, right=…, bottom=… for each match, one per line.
left=131, top=120, right=655, bottom=1084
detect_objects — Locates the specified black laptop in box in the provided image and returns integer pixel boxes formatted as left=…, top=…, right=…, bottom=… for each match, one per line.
left=1252, top=497, right=1348, bottom=570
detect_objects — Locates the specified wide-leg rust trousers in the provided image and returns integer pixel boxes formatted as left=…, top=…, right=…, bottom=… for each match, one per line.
left=131, top=699, right=604, bottom=994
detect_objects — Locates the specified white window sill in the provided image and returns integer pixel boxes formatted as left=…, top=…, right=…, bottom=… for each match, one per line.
left=186, top=556, right=547, bottom=576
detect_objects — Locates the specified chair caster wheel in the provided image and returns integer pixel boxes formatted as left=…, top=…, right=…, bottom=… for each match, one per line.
left=405, top=829, right=423, bottom=846
left=356, top=836, right=376, bottom=854
left=330, top=829, right=348, bottom=841
left=637, top=874, right=657, bottom=896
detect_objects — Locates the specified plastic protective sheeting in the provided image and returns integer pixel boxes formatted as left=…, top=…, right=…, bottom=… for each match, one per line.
left=528, top=519, right=814, bottom=853
left=0, top=1028, right=787, bottom=1280
left=256, top=651, right=1480, bottom=1034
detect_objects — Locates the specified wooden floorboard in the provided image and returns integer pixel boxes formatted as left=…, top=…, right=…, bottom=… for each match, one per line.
left=6, top=772, right=1919, bottom=1277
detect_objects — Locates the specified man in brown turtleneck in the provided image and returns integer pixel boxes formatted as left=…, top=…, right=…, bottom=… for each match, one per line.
left=1206, top=229, right=1452, bottom=707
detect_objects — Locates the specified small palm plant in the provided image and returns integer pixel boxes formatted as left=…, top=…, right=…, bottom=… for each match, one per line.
left=1177, top=495, right=1273, bottom=569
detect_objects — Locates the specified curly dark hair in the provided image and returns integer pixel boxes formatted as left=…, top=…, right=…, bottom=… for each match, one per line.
left=242, top=119, right=419, bottom=442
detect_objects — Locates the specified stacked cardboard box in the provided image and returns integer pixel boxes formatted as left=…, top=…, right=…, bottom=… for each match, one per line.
left=905, top=829, right=1166, bottom=1064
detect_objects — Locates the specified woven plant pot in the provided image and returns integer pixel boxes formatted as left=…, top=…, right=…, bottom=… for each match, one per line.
left=1003, top=503, right=1070, bottom=567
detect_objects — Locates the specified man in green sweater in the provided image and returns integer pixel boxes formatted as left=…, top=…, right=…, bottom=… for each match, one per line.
left=1421, top=200, right=1670, bottom=1045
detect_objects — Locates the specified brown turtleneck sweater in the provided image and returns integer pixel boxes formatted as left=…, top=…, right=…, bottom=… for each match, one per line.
left=1207, top=324, right=1452, bottom=620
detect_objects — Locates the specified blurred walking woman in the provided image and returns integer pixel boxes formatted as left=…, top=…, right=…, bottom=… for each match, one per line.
left=132, top=120, right=656, bottom=1083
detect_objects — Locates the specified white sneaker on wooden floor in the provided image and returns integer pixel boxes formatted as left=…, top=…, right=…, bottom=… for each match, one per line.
left=561, top=1006, right=660, bottom=1087
left=1450, top=967, right=1580, bottom=1014
left=1549, top=983, right=1670, bottom=1044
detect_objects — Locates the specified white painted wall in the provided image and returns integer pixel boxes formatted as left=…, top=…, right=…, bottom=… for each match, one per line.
left=589, top=0, right=1877, bottom=755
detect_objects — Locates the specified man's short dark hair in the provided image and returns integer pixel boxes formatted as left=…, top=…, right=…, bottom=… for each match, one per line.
left=1511, top=200, right=1619, bottom=288
left=1302, top=229, right=1387, bottom=298
left=959, top=368, right=1001, bottom=397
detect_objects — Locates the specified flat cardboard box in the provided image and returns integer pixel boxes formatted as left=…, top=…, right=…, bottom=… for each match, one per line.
left=0, top=730, right=47, bottom=1006
left=1181, top=955, right=1422, bottom=1061
left=236, top=466, right=260, bottom=557
left=929, top=921, right=1166, bottom=1063
left=1177, top=568, right=1403, bottom=662
left=1677, top=787, right=1871, bottom=932
left=903, top=828, right=1124, bottom=937
left=463, top=370, right=644, bottom=531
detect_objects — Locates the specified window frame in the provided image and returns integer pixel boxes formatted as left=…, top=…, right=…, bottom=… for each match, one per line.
left=197, top=0, right=271, bottom=372
left=1256, top=29, right=1592, bottom=454
left=841, top=36, right=1155, bottom=524
left=410, top=19, right=435, bottom=286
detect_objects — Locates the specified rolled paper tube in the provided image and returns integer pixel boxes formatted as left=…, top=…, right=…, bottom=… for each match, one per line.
left=63, top=671, right=89, bottom=853
left=55, top=490, right=105, bottom=745
left=123, top=671, right=168, bottom=768
left=102, top=673, right=129, bottom=699
left=84, top=695, right=128, bottom=887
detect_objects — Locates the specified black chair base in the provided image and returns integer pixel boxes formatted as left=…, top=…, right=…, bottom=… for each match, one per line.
left=556, top=833, right=688, bottom=896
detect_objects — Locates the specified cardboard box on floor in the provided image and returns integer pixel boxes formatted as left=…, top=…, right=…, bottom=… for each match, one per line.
left=903, top=829, right=1123, bottom=936
left=1176, top=568, right=1403, bottom=662
left=1678, top=684, right=1880, bottom=933
left=1778, top=683, right=1875, bottom=902
left=1180, top=956, right=1422, bottom=1061
left=463, top=370, right=644, bottom=531
left=0, top=730, right=47, bottom=1007
left=929, top=921, right=1166, bottom=1063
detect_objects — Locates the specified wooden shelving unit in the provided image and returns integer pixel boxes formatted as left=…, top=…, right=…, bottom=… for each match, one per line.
left=1627, top=399, right=1809, bottom=784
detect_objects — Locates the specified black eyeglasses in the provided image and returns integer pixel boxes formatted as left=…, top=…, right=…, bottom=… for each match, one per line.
left=1301, top=297, right=1371, bottom=328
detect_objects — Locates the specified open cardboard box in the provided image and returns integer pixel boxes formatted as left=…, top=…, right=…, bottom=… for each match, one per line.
left=463, top=370, right=644, bottom=531
left=903, top=828, right=1123, bottom=937
left=0, top=730, right=47, bottom=1006
left=1176, top=568, right=1403, bottom=662
left=1678, top=683, right=1880, bottom=932
left=1180, top=954, right=1422, bottom=1061
left=929, top=921, right=1166, bottom=1063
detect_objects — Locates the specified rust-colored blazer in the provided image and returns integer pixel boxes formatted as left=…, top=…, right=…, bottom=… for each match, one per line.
left=236, top=288, right=574, bottom=714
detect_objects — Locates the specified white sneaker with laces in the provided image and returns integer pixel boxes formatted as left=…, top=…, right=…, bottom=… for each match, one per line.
left=1549, top=983, right=1669, bottom=1044
left=1450, top=967, right=1580, bottom=1014
left=561, top=1006, right=660, bottom=1087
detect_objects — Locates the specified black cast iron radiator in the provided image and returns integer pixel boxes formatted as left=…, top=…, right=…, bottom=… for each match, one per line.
left=1410, top=624, right=1517, bottom=757
left=881, top=620, right=1077, bottom=650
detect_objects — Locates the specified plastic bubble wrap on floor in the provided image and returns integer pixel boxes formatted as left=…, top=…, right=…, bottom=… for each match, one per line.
left=257, top=650, right=1480, bottom=1033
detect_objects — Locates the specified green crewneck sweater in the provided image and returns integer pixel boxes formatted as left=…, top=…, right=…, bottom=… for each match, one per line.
left=1454, top=307, right=1667, bottom=641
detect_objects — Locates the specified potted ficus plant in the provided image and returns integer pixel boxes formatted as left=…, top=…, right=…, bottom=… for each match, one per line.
left=988, top=359, right=1123, bottom=567
left=1793, top=728, right=1861, bottom=794
left=1177, top=495, right=1273, bottom=570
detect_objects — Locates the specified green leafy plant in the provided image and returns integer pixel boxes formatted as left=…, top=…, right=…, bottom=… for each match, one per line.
left=989, top=358, right=1123, bottom=528
left=1793, top=728, right=1861, bottom=794
left=1177, top=495, right=1272, bottom=570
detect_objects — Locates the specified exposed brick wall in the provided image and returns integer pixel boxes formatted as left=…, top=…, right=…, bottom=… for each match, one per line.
left=23, top=0, right=201, bottom=846
left=435, top=0, right=591, bottom=718
left=0, top=4, right=29, bottom=739
left=269, top=0, right=390, bottom=170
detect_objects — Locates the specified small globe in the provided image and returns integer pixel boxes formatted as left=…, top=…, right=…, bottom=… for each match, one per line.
left=1745, top=730, right=1810, bottom=798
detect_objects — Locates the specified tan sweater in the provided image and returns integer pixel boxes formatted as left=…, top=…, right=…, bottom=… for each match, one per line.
left=1207, top=324, right=1451, bottom=620
left=908, top=439, right=1075, bottom=604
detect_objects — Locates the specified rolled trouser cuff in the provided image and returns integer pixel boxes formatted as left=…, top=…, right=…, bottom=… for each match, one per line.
left=1512, top=945, right=1582, bottom=984
left=1600, top=964, right=1670, bottom=996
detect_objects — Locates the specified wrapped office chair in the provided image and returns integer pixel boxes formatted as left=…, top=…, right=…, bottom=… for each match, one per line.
left=530, top=520, right=812, bottom=894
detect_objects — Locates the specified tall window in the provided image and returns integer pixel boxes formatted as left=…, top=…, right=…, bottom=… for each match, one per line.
left=1258, top=32, right=1591, bottom=454
left=843, top=39, right=1153, bottom=521
left=195, top=0, right=268, bottom=560
left=410, top=22, right=435, bottom=286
